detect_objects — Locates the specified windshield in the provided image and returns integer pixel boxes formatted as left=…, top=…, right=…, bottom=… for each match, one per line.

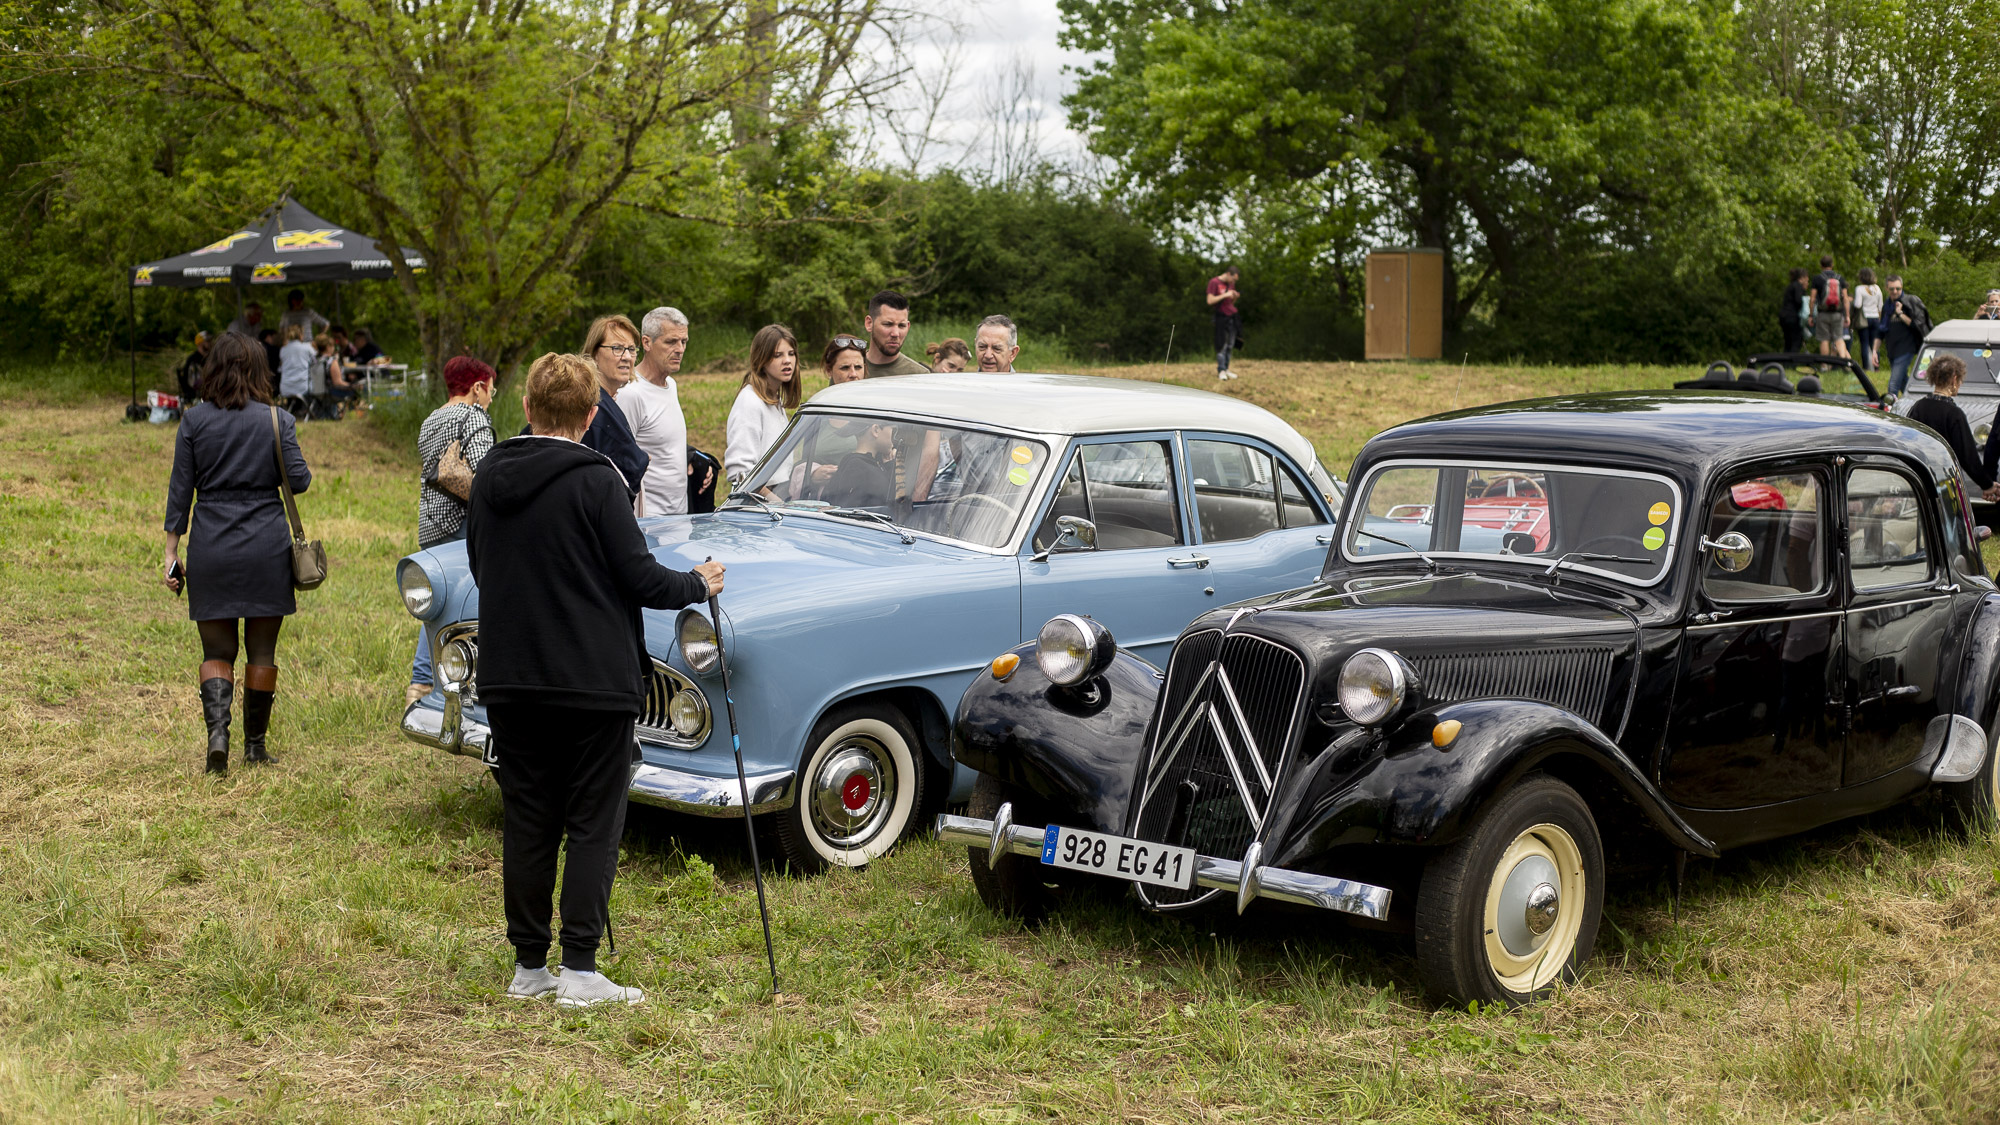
left=1342, top=461, right=1681, bottom=586
left=1912, top=345, right=2000, bottom=390
left=732, top=412, right=1051, bottom=549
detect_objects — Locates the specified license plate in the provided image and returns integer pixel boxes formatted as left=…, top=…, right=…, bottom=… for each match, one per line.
left=1041, top=825, right=1196, bottom=890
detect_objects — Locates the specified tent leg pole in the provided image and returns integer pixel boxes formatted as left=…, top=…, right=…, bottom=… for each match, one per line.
left=127, top=284, right=138, bottom=408
left=334, top=281, right=342, bottom=326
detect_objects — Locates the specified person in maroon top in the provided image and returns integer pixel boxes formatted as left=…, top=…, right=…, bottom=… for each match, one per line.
left=1208, top=265, right=1241, bottom=380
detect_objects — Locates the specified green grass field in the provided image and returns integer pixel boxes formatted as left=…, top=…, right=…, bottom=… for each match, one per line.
left=1, top=354, right=1997, bottom=1122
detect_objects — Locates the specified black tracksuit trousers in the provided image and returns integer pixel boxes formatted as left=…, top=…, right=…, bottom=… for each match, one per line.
left=488, top=702, right=634, bottom=973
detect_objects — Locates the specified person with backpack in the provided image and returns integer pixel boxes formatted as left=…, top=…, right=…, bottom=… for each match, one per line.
left=1810, top=255, right=1850, bottom=360
left=1881, top=275, right=1932, bottom=397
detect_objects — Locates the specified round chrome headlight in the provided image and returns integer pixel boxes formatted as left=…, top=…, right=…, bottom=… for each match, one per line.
left=669, top=690, right=706, bottom=736
left=1338, top=647, right=1415, bottom=726
left=1035, top=614, right=1116, bottom=686
left=677, top=608, right=721, bottom=675
left=398, top=562, right=437, bottom=619
left=437, top=638, right=476, bottom=691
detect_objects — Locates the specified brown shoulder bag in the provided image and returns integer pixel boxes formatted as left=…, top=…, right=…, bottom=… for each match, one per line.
left=269, top=406, right=328, bottom=590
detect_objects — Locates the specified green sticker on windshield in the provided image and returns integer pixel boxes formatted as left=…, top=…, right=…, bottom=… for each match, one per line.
left=1642, top=526, right=1666, bottom=551
left=1007, top=465, right=1031, bottom=486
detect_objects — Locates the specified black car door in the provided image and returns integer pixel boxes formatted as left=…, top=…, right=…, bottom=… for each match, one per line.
left=1841, top=459, right=1955, bottom=785
left=1664, top=462, right=1844, bottom=808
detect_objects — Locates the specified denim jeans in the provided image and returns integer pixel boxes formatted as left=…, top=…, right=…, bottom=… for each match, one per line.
left=1213, top=312, right=1238, bottom=373
left=1888, top=351, right=1916, bottom=396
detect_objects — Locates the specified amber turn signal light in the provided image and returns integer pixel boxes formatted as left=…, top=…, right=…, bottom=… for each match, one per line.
left=990, top=653, right=1020, bottom=681
left=1432, top=719, right=1462, bottom=749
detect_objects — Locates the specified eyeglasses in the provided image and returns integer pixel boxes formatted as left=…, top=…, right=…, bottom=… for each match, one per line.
left=596, top=344, right=638, bottom=357
left=831, top=335, right=866, bottom=350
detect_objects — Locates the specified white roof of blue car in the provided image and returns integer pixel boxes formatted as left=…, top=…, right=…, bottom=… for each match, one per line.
left=806, top=372, right=1325, bottom=470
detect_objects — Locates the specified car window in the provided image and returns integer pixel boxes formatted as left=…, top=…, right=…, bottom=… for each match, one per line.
left=1847, top=468, right=1930, bottom=589
left=1914, top=345, right=2000, bottom=389
left=1277, top=461, right=1322, bottom=527
left=1187, top=439, right=1281, bottom=542
left=1033, top=440, right=1183, bottom=551
left=1703, top=470, right=1825, bottom=601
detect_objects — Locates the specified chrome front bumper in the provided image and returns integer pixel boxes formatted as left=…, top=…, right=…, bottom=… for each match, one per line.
left=936, top=805, right=1393, bottom=921
left=402, top=693, right=797, bottom=819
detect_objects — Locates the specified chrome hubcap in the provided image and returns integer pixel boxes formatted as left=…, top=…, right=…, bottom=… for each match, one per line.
left=811, top=740, right=892, bottom=849
left=1524, top=881, right=1559, bottom=936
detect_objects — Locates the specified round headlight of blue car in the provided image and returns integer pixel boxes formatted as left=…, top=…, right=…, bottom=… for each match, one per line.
left=398, top=560, right=439, bottom=620
left=677, top=608, right=721, bottom=675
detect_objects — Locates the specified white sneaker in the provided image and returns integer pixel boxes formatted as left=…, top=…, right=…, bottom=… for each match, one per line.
left=506, top=964, right=558, bottom=1000
left=554, top=969, right=644, bottom=1008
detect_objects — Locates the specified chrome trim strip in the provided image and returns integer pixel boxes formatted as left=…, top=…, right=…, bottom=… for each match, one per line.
left=1685, top=608, right=1844, bottom=630
left=1214, top=665, right=1273, bottom=793
left=1206, top=705, right=1264, bottom=829
left=937, top=813, right=1392, bottom=922
left=1844, top=594, right=1953, bottom=612
left=628, top=764, right=798, bottom=817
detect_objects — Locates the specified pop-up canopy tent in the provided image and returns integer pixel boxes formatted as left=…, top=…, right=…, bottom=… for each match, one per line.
left=124, top=196, right=424, bottom=414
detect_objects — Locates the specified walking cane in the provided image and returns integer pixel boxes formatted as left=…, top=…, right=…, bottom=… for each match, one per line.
left=706, top=561, right=781, bottom=998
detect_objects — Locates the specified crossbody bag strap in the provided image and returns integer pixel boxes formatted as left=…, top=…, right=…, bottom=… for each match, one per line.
left=269, top=405, right=306, bottom=543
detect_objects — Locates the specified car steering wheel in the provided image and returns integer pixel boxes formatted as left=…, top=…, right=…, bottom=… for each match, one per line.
left=948, top=493, right=1014, bottom=526
left=1478, top=473, right=1546, bottom=500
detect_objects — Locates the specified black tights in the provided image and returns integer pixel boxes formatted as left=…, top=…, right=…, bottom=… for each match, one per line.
left=197, top=617, right=284, bottom=667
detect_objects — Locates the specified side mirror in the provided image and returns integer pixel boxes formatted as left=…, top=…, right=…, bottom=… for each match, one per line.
left=1702, top=531, right=1754, bottom=573
left=1033, top=515, right=1099, bottom=562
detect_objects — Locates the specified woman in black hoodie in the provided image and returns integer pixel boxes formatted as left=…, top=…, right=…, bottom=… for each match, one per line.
left=466, top=352, right=723, bottom=1008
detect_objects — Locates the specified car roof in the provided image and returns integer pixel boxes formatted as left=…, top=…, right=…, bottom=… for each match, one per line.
left=804, top=372, right=1326, bottom=470
left=1358, top=390, right=1958, bottom=487
left=1925, top=319, right=2000, bottom=346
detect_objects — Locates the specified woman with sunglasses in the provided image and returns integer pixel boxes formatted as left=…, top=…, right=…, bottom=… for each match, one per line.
left=825, top=335, right=868, bottom=384
left=726, top=324, right=802, bottom=487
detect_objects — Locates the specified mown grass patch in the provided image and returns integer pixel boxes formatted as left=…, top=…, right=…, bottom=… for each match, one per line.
left=2, top=359, right=1999, bottom=1120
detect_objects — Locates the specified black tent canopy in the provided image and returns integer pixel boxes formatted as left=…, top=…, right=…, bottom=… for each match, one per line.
left=130, top=196, right=424, bottom=289
left=124, top=197, right=423, bottom=416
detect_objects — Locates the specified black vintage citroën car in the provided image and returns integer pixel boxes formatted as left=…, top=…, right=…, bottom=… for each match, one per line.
left=939, top=393, right=2000, bottom=1005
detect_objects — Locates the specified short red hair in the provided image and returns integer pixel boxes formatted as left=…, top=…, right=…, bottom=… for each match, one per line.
left=443, top=355, right=496, bottom=397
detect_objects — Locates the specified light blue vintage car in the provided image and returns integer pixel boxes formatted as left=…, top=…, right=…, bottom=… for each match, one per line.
left=397, top=373, right=1342, bottom=870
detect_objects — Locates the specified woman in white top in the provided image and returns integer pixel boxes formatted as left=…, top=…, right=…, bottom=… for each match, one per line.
left=276, top=324, right=315, bottom=405
left=725, top=323, right=801, bottom=486
left=1853, top=266, right=1885, bottom=372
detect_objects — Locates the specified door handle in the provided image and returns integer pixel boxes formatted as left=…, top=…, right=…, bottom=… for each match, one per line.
left=1167, top=553, right=1211, bottom=570
left=1315, top=534, right=1334, bottom=545
left=1692, top=610, right=1734, bottom=625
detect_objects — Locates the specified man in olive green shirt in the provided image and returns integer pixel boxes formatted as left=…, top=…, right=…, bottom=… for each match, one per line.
left=862, top=290, right=932, bottom=378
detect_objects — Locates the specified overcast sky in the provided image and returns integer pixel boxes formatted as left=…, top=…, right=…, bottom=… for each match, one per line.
left=860, top=0, right=1099, bottom=175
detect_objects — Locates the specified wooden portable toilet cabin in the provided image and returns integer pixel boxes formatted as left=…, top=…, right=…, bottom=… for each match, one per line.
left=1365, top=247, right=1444, bottom=360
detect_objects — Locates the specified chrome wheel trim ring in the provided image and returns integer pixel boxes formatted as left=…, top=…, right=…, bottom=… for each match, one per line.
left=809, top=736, right=895, bottom=851
left=1481, top=822, right=1587, bottom=994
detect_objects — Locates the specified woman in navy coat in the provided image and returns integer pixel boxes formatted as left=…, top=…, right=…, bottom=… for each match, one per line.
left=162, top=333, right=312, bottom=774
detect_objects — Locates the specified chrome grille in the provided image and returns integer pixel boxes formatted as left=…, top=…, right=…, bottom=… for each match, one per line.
left=1134, top=628, right=1307, bottom=907
left=1411, top=648, right=1615, bottom=726
left=636, top=660, right=711, bottom=749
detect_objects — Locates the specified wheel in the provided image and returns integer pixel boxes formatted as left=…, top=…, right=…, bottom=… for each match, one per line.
left=774, top=703, right=925, bottom=872
left=1945, top=720, right=2000, bottom=831
left=1414, top=775, right=1604, bottom=1006
left=1478, top=473, right=1546, bottom=500
left=965, top=773, right=1057, bottom=923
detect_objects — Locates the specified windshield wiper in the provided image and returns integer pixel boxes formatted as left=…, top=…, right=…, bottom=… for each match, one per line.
left=1540, top=550, right=1649, bottom=579
left=721, top=490, right=782, bottom=523
left=1351, top=526, right=1439, bottom=573
left=824, top=506, right=916, bottom=544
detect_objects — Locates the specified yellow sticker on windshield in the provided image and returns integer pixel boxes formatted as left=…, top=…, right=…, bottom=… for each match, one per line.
left=1011, top=445, right=1034, bottom=465
left=1647, top=501, right=1671, bottom=525
left=1008, top=465, right=1031, bottom=486
left=1642, top=527, right=1666, bottom=551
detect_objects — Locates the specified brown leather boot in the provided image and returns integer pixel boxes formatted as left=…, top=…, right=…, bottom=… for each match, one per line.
left=242, top=664, right=278, bottom=765
left=200, top=660, right=233, bottom=774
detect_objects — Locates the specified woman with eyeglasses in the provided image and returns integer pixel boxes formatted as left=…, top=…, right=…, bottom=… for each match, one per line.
left=726, top=324, right=801, bottom=487
left=574, top=313, right=650, bottom=509
left=825, top=335, right=868, bottom=384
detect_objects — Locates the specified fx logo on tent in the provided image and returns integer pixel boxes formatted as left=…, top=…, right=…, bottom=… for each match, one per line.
left=251, top=262, right=290, bottom=283
left=273, top=228, right=344, bottom=252
left=191, top=231, right=256, bottom=256
left=133, top=267, right=155, bottom=286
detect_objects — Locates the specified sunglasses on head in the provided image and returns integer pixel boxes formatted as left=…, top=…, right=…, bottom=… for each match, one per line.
left=831, top=335, right=867, bottom=350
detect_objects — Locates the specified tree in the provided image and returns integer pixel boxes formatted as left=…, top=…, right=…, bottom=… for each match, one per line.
left=1059, top=0, right=1862, bottom=348
left=20, top=0, right=895, bottom=372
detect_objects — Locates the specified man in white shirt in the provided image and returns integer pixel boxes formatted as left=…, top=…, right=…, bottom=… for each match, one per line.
left=618, top=306, right=709, bottom=515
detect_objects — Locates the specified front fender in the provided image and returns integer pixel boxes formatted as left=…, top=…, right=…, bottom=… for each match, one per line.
left=1271, top=699, right=1719, bottom=865
left=951, top=642, right=1160, bottom=834
left=1952, top=593, right=2000, bottom=738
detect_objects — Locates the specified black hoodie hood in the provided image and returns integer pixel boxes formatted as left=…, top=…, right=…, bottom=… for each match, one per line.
left=476, top=435, right=618, bottom=516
